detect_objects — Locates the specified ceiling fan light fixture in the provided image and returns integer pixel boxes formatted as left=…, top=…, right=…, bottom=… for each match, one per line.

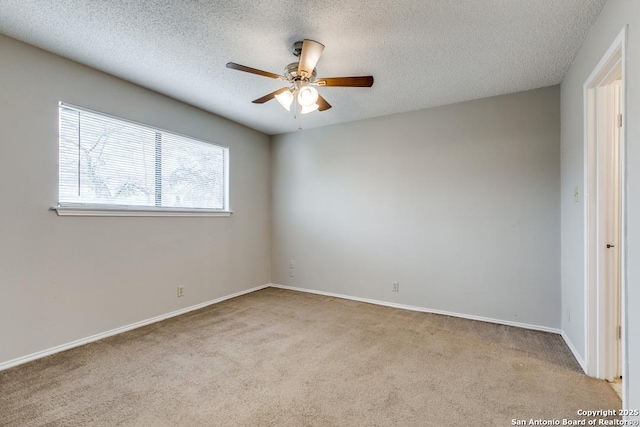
left=228, top=39, right=374, bottom=118
left=297, top=86, right=319, bottom=108
left=300, top=103, right=319, bottom=114
left=274, top=89, right=294, bottom=111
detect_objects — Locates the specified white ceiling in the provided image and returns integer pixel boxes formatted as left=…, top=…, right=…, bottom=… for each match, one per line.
left=0, top=0, right=606, bottom=135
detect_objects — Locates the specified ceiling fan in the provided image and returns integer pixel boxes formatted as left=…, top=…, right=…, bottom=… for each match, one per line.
left=226, top=39, right=374, bottom=114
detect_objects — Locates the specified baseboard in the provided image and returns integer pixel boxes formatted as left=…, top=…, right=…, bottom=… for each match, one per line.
left=270, top=284, right=561, bottom=334
left=560, top=330, right=587, bottom=373
left=1, top=283, right=564, bottom=372
left=0, top=284, right=270, bottom=372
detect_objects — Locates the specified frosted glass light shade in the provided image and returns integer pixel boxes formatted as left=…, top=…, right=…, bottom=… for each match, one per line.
left=275, top=90, right=294, bottom=111
left=300, top=103, right=319, bottom=114
left=297, top=86, right=319, bottom=107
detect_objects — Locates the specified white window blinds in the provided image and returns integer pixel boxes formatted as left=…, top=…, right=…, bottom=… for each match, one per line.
left=58, top=103, right=228, bottom=211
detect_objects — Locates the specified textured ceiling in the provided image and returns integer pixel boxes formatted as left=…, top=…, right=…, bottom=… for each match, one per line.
left=0, top=0, right=606, bottom=135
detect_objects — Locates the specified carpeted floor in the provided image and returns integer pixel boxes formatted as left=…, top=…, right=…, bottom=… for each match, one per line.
left=0, top=288, right=621, bottom=426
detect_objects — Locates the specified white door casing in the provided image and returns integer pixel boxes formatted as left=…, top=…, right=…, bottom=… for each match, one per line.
left=583, top=26, right=627, bottom=406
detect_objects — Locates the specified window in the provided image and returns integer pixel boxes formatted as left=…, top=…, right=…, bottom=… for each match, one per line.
left=55, top=103, right=230, bottom=216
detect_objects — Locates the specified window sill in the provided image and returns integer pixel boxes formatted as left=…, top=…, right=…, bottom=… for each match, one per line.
left=51, top=204, right=233, bottom=217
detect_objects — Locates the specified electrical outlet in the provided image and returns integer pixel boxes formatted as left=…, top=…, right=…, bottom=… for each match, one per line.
left=289, top=267, right=295, bottom=277
left=289, top=259, right=295, bottom=268
left=392, top=282, right=399, bottom=292
left=177, top=286, right=184, bottom=297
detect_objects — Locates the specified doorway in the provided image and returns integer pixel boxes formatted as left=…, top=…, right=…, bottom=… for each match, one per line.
left=583, top=27, right=627, bottom=406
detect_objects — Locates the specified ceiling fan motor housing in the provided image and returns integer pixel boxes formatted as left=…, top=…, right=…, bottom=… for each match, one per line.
left=284, top=62, right=317, bottom=82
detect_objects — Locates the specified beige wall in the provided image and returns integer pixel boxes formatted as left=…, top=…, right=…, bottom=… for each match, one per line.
left=0, top=34, right=271, bottom=365
left=271, top=86, right=561, bottom=330
left=560, top=0, right=640, bottom=409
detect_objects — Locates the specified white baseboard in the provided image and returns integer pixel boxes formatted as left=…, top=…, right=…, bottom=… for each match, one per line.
left=1, top=283, right=565, bottom=372
left=270, top=284, right=561, bottom=334
left=0, top=284, right=270, bottom=372
left=561, top=330, right=587, bottom=373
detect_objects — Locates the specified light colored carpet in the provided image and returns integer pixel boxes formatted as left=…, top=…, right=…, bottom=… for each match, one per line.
left=0, top=288, right=620, bottom=426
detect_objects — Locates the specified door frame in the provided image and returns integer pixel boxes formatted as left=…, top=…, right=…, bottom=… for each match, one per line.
left=583, top=25, right=627, bottom=406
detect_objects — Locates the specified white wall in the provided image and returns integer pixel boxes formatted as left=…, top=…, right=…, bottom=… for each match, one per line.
left=0, top=34, right=271, bottom=365
left=271, top=86, right=561, bottom=330
left=560, top=0, right=639, bottom=409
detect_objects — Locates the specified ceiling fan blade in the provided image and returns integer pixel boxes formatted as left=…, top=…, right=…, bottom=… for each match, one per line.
left=226, top=62, right=286, bottom=80
left=316, top=94, right=332, bottom=111
left=252, top=87, right=290, bottom=104
left=297, top=40, right=325, bottom=79
left=316, top=76, right=374, bottom=87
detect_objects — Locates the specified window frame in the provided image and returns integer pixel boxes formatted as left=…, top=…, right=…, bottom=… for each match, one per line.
left=52, top=102, right=232, bottom=217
